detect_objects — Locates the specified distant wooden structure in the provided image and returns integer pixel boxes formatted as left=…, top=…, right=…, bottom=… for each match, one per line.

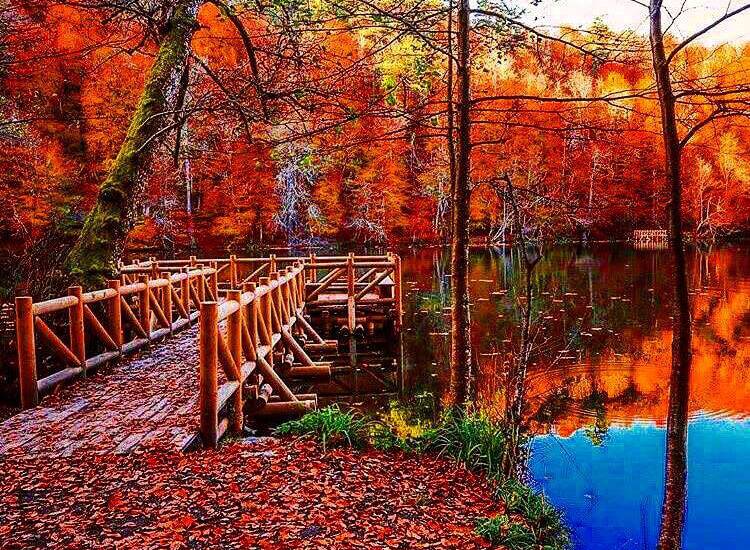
left=10, top=253, right=402, bottom=450
left=632, top=229, right=669, bottom=249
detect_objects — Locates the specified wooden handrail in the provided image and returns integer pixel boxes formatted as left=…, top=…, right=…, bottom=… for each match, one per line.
left=13, top=266, right=218, bottom=408
left=197, top=263, right=311, bottom=446
left=13, top=255, right=397, bottom=435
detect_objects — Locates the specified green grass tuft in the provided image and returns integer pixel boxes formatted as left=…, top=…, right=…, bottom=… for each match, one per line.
left=476, top=515, right=537, bottom=548
left=273, top=405, right=369, bottom=451
left=426, top=410, right=518, bottom=482
left=478, top=478, right=571, bottom=549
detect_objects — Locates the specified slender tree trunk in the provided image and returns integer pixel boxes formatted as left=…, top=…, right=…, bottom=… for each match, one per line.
left=66, top=1, right=202, bottom=286
left=650, top=3, right=692, bottom=549
left=448, top=0, right=472, bottom=407
left=445, top=0, right=456, bottom=242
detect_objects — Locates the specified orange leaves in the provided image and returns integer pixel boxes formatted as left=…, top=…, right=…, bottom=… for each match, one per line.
left=4, top=0, right=750, bottom=247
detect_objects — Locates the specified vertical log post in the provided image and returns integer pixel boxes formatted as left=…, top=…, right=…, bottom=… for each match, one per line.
left=269, top=273, right=282, bottom=333
left=138, top=275, right=151, bottom=340
left=163, top=278, right=173, bottom=332
left=286, top=266, right=297, bottom=314
left=15, top=296, right=38, bottom=409
left=393, top=254, right=403, bottom=332
left=278, top=271, right=290, bottom=324
left=181, top=267, right=191, bottom=324
left=230, top=255, right=238, bottom=289
left=270, top=254, right=277, bottom=273
left=209, top=262, right=219, bottom=300
left=196, top=265, right=206, bottom=302
left=243, top=282, right=259, bottom=356
left=310, top=253, right=317, bottom=283
left=227, top=289, right=244, bottom=433
left=347, top=253, right=356, bottom=333
left=107, top=280, right=123, bottom=350
left=68, top=286, right=86, bottom=372
left=299, top=260, right=306, bottom=305
left=259, top=277, right=273, bottom=346
left=199, top=301, right=219, bottom=448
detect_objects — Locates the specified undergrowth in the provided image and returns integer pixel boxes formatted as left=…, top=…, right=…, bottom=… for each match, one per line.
left=275, top=405, right=571, bottom=549
left=477, top=479, right=571, bottom=549
left=273, top=404, right=368, bottom=451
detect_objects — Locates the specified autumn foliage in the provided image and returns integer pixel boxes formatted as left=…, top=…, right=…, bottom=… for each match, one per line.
left=2, top=1, right=750, bottom=254
left=0, top=439, right=502, bottom=548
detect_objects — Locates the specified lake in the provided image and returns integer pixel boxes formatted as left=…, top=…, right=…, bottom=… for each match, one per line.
left=395, top=244, right=750, bottom=550
left=80, top=241, right=750, bottom=548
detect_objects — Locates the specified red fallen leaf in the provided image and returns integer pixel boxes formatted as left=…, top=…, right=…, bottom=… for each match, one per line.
left=173, top=513, right=196, bottom=530
left=107, top=490, right=124, bottom=510
left=0, top=439, right=502, bottom=549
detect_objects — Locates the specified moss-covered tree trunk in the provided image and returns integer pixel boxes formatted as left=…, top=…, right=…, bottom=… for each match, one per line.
left=66, top=1, right=202, bottom=286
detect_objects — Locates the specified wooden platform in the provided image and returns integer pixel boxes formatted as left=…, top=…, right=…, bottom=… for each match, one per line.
left=3, top=253, right=403, bottom=455
left=0, top=328, right=204, bottom=457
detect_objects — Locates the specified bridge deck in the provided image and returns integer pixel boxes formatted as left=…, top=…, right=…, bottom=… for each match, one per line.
left=0, top=328, right=204, bottom=457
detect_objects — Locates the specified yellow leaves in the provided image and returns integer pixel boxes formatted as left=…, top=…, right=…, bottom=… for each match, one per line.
left=383, top=405, right=429, bottom=439
left=718, top=132, right=750, bottom=187
left=569, top=71, right=593, bottom=99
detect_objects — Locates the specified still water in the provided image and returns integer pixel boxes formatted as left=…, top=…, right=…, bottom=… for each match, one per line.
left=396, top=244, right=750, bottom=550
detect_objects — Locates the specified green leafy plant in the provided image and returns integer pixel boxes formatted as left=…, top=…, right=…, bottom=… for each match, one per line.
left=476, top=515, right=537, bottom=548
left=426, top=410, right=513, bottom=482
left=274, top=405, right=369, bottom=451
left=482, top=479, right=571, bottom=549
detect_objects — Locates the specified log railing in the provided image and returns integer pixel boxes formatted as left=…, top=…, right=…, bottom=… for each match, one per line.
left=123, top=253, right=403, bottom=335
left=633, top=229, right=669, bottom=242
left=198, top=261, right=320, bottom=447
left=303, top=252, right=402, bottom=336
left=11, top=253, right=402, bottom=450
left=14, top=267, right=216, bottom=409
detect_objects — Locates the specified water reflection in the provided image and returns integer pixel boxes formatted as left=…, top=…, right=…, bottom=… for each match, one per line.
left=397, top=244, right=750, bottom=549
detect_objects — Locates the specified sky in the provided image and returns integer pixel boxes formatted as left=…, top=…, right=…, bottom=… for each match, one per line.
left=520, top=0, right=750, bottom=45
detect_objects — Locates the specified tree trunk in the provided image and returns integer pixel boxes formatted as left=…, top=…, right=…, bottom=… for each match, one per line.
left=649, top=3, right=692, bottom=549
left=66, top=1, right=202, bottom=286
left=445, top=0, right=456, bottom=242
left=448, top=0, right=472, bottom=407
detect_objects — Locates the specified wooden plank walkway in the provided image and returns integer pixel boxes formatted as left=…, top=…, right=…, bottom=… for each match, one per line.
left=0, top=327, right=206, bottom=457
left=2, top=254, right=403, bottom=456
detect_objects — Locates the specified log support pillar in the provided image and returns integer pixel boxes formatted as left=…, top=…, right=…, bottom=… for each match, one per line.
left=15, top=296, right=38, bottom=409
left=200, top=301, right=219, bottom=448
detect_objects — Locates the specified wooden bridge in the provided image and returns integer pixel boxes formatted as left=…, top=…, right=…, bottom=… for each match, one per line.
left=632, top=229, right=669, bottom=249
left=0, top=253, right=402, bottom=456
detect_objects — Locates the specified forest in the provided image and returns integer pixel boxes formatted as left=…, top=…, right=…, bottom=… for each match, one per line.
left=2, top=1, right=750, bottom=549
left=2, top=0, right=750, bottom=271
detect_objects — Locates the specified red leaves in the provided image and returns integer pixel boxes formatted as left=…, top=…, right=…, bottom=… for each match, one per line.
left=107, top=490, right=125, bottom=510
left=0, top=439, right=500, bottom=549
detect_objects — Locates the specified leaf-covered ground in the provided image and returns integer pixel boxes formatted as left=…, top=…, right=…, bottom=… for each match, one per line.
left=0, top=438, right=502, bottom=549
